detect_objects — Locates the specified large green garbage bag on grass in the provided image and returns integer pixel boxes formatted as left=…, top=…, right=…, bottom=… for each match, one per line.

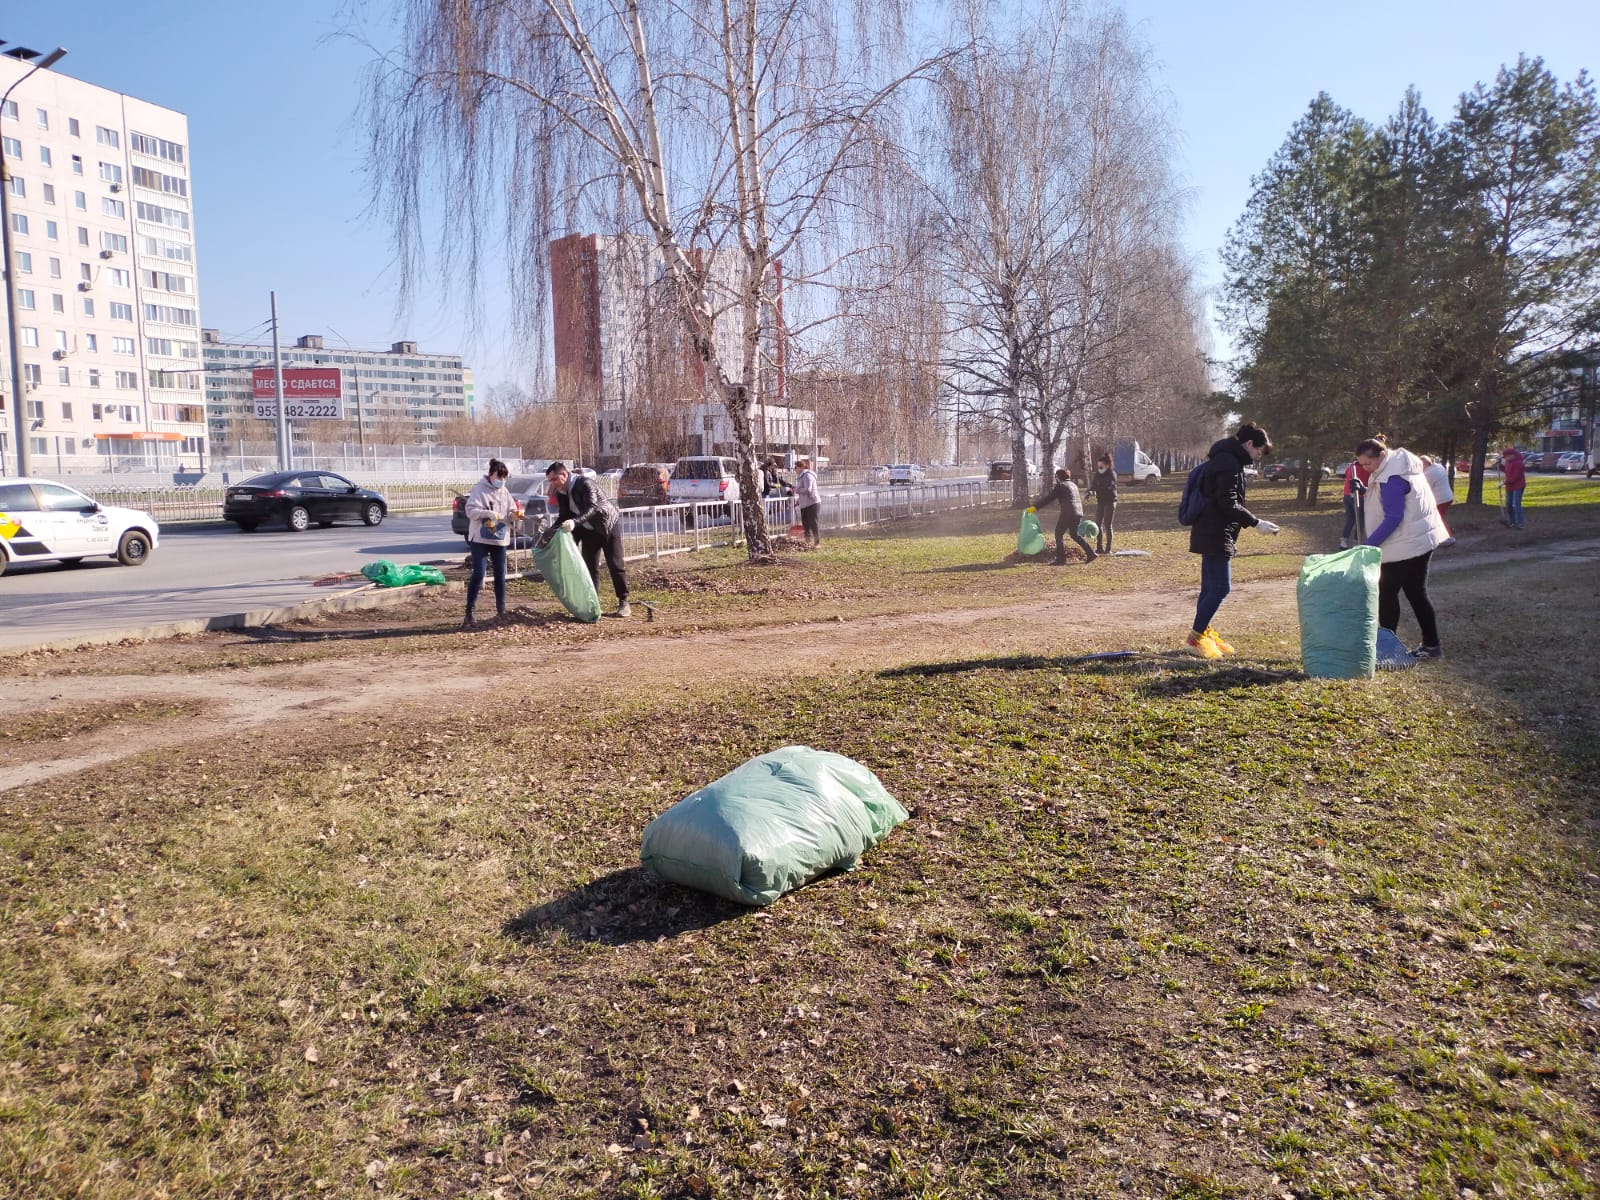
left=530, top=528, right=601, bottom=623
left=361, top=560, right=447, bottom=587
left=1077, top=518, right=1099, bottom=541
left=1296, top=546, right=1380, bottom=679
left=1018, top=510, right=1046, bottom=557
left=640, top=746, right=909, bottom=906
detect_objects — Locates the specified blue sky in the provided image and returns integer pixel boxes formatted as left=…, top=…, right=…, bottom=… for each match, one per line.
left=7, top=1, right=1596, bottom=390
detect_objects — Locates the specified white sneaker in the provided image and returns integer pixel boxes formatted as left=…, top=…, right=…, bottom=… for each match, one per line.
left=615, top=600, right=632, bottom=619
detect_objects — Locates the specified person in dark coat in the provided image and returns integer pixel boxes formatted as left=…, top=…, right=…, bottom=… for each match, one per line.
left=547, top=461, right=631, bottom=618
left=1186, top=423, right=1279, bottom=657
left=1032, top=467, right=1097, bottom=564
left=1090, top=453, right=1118, bottom=555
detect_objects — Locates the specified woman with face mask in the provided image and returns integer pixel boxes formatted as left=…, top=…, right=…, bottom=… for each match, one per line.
left=462, top=458, right=522, bottom=629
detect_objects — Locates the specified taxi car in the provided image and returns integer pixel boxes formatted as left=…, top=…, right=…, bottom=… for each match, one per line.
left=0, top=477, right=159, bottom=575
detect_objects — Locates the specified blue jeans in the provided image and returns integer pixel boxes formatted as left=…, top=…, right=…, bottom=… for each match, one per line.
left=467, top=541, right=507, bottom=617
left=1194, top=553, right=1231, bottom=633
left=1505, top=487, right=1524, bottom=527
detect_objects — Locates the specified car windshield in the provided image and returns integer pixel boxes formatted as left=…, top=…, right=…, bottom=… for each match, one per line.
left=676, top=459, right=722, bottom=480
left=622, top=466, right=664, bottom=481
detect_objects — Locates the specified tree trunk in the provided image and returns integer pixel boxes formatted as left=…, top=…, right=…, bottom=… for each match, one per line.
left=723, top=383, right=771, bottom=558
left=1011, top=427, right=1030, bottom=508
left=1466, top=420, right=1490, bottom=506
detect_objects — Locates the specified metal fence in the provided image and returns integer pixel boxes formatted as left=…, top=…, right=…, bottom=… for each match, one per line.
left=88, top=482, right=480, bottom=524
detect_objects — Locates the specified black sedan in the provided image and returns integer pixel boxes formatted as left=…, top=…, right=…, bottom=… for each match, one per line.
left=223, top=471, right=388, bottom=532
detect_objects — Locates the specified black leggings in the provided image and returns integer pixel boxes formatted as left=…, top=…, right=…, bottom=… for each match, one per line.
left=1378, top=550, right=1439, bottom=648
left=800, top=502, right=821, bottom=545
left=1054, top=513, right=1095, bottom=560
left=576, top=522, right=629, bottom=601
left=1095, top=497, right=1116, bottom=552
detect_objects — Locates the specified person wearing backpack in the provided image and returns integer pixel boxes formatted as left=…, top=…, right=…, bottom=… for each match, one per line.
left=1182, top=422, right=1279, bottom=658
left=1032, top=467, right=1096, bottom=564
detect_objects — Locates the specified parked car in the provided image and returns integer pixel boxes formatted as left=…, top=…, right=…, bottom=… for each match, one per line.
left=0, top=477, right=159, bottom=575
left=224, top=471, right=387, bottom=532
left=1521, top=451, right=1547, bottom=471
left=617, top=463, right=674, bottom=508
left=1555, top=451, right=1587, bottom=473
left=887, top=463, right=927, bottom=485
left=1262, top=459, right=1333, bottom=483
left=669, top=455, right=741, bottom=525
left=987, top=461, right=1014, bottom=482
left=870, top=465, right=892, bottom=484
left=450, top=475, right=555, bottom=541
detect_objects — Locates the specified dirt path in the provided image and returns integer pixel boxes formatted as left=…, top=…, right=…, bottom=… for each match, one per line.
left=0, top=576, right=1294, bottom=792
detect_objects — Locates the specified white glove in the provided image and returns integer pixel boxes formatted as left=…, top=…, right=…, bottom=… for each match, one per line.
left=560, top=519, right=576, bottom=533
left=1257, top=519, right=1280, bottom=535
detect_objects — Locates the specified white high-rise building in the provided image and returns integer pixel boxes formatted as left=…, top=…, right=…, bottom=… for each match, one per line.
left=2, top=58, right=205, bottom=476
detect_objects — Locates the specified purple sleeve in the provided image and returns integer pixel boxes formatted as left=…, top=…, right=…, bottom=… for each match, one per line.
left=1364, top=476, right=1411, bottom=546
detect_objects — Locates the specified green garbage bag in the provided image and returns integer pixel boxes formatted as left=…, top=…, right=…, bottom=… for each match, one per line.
left=530, top=528, right=601, bottom=623
left=640, top=746, right=909, bottom=906
left=361, top=560, right=448, bottom=587
left=1297, top=546, right=1381, bottom=679
left=1078, top=517, right=1099, bottom=541
left=1018, top=509, right=1046, bottom=557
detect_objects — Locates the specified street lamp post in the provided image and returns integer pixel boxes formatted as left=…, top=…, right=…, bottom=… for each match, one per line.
left=1, top=44, right=67, bottom=477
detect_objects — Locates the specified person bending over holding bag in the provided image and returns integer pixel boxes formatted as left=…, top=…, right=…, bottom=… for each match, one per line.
left=1032, top=467, right=1097, bottom=564
left=547, top=461, right=632, bottom=618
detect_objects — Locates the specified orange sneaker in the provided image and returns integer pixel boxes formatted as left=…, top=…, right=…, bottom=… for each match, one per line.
left=1204, top=626, right=1235, bottom=655
left=1185, top=630, right=1222, bottom=659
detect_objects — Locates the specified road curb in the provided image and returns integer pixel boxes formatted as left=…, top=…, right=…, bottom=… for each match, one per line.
left=0, top=580, right=464, bottom=659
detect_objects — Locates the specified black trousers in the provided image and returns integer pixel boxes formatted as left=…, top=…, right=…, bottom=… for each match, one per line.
left=1095, top=497, right=1116, bottom=553
left=800, top=502, right=821, bottom=545
left=1378, top=550, right=1439, bottom=648
left=1054, top=512, right=1095, bottom=560
left=576, top=522, right=629, bottom=601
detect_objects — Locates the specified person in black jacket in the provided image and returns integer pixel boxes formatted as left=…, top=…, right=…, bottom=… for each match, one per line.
left=1186, top=423, right=1279, bottom=657
left=547, top=462, right=632, bottom=618
left=1032, top=468, right=1097, bottom=564
left=1090, top=453, right=1118, bottom=555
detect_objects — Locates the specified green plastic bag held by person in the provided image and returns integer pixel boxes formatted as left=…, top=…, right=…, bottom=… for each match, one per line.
left=1297, top=546, right=1381, bottom=679
left=1077, top=517, right=1099, bottom=541
left=640, top=746, right=909, bottom=906
left=530, top=527, right=602, bottom=623
left=1017, top=508, right=1046, bottom=557
left=360, top=560, right=448, bottom=587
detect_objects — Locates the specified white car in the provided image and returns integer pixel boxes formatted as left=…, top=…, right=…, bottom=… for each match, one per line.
left=887, top=463, right=927, bottom=485
left=0, top=477, right=160, bottom=576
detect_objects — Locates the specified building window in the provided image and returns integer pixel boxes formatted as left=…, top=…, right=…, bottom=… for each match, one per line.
left=88, top=369, right=101, bottom=388
left=24, top=368, right=41, bottom=390
left=58, top=368, right=71, bottom=386
left=39, top=146, right=51, bottom=167
left=35, top=109, right=48, bottom=130
left=8, top=213, right=25, bottom=235
left=70, top=154, right=82, bottom=175
left=1, top=136, right=19, bottom=158
left=74, top=190, right=86, bottom=210
left=41, top=183, right=54, bottom=204
left=95, top=126, right=120, bottom=148
left=84, top=334, right=97, bottom=351
left=1, top=100, right=16, bottom=120
left=109, top=302, right=134, bottom=321
left=120, top=406, right=138, bottom=422
left=102, top=197, right=125, bottom=218
left=68, top=117, right=79, bottom=137
left=6, top=175, right=22, bottom=199
left=112, top=336, right=136, bottom=354
left=98, top=162, right=122, bottom=185
left=116, top=371, right=139, bottom=389
left=101, top=231, right=128, bottom=253
left=61, top=401, right=72, bottom=419
left=21, top=327, right=38, bottom=347
left=82, top=298, right=94, bottom=317
left=48, top=257, right=60, bottom=278
left=15, top=251, right=29, bottom=273
left=52, top=294, right=65, bottom=314
left=80, top=262, right=91, bottom=281
left=29, top=437, right=47, bottom=457
left=53, top=330, right=66, bottom=351
left=15, top=289, right=34, bottom=310
left=92, top=403, right=103, bottom=420
left=108, top=268, right=130, bottom=286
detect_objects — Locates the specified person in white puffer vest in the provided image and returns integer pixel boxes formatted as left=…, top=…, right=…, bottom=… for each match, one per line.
left=1356, top=436, right=1450, bottom=660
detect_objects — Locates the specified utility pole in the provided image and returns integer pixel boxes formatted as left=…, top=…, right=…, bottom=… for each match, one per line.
left=270, top=291, right=290, bottom=470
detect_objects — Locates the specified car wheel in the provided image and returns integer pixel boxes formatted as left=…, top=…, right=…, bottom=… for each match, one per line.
left=362, top=502, right=385, bottom=527
left=1144, top=475, right=1160, bottom=486
left=287, top=505, right=311, bottom=532
left=59, top=557, right=85, bottom=566
left=235, top=520, right=259, bottom=532
left=117, top=530, right=152, bottom=566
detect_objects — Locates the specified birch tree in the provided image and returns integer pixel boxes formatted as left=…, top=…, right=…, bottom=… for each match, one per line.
left=362, top=0, right=939, bottom=558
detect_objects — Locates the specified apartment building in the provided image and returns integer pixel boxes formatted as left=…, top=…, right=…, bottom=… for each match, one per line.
left=202, top=331, right=475, bottom=452
left=1, top=58, right=206, bottom=475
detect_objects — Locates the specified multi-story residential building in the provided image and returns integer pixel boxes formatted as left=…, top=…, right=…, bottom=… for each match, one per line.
left=1, top=58, right=206, bottom=475
left=550, top=232, right=786, bottom=464
left=202, top=331, right=475, bottom=453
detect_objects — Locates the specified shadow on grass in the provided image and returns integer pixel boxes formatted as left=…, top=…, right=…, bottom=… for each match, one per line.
left=881, top=651, right=1303, bottom=696
left=240, top=607, right=573, bottom=643
left=504, top=867, right=749, bottom=946
left=921, top=561, right=1022, bottom=574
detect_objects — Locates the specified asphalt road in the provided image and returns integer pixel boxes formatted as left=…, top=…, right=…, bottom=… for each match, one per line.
left=0, top=514, right=469, bottom=654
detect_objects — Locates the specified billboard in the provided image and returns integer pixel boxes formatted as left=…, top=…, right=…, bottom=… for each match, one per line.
left=252, top=368, right=344, bottom=420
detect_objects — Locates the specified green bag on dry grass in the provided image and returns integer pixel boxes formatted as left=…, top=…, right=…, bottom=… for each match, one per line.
left=640, top=746, right=908, bottom=906
left=530, top=527, right=601, bottom=623
left=1297, top=546, right=1380, bottom=679
left=361, top=560, right=447, bottom=587
left=1018, top=509, right=1046, bottom=557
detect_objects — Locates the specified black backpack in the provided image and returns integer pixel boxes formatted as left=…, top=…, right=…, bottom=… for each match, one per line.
left=1177, top=461, right=1210, bottom=526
